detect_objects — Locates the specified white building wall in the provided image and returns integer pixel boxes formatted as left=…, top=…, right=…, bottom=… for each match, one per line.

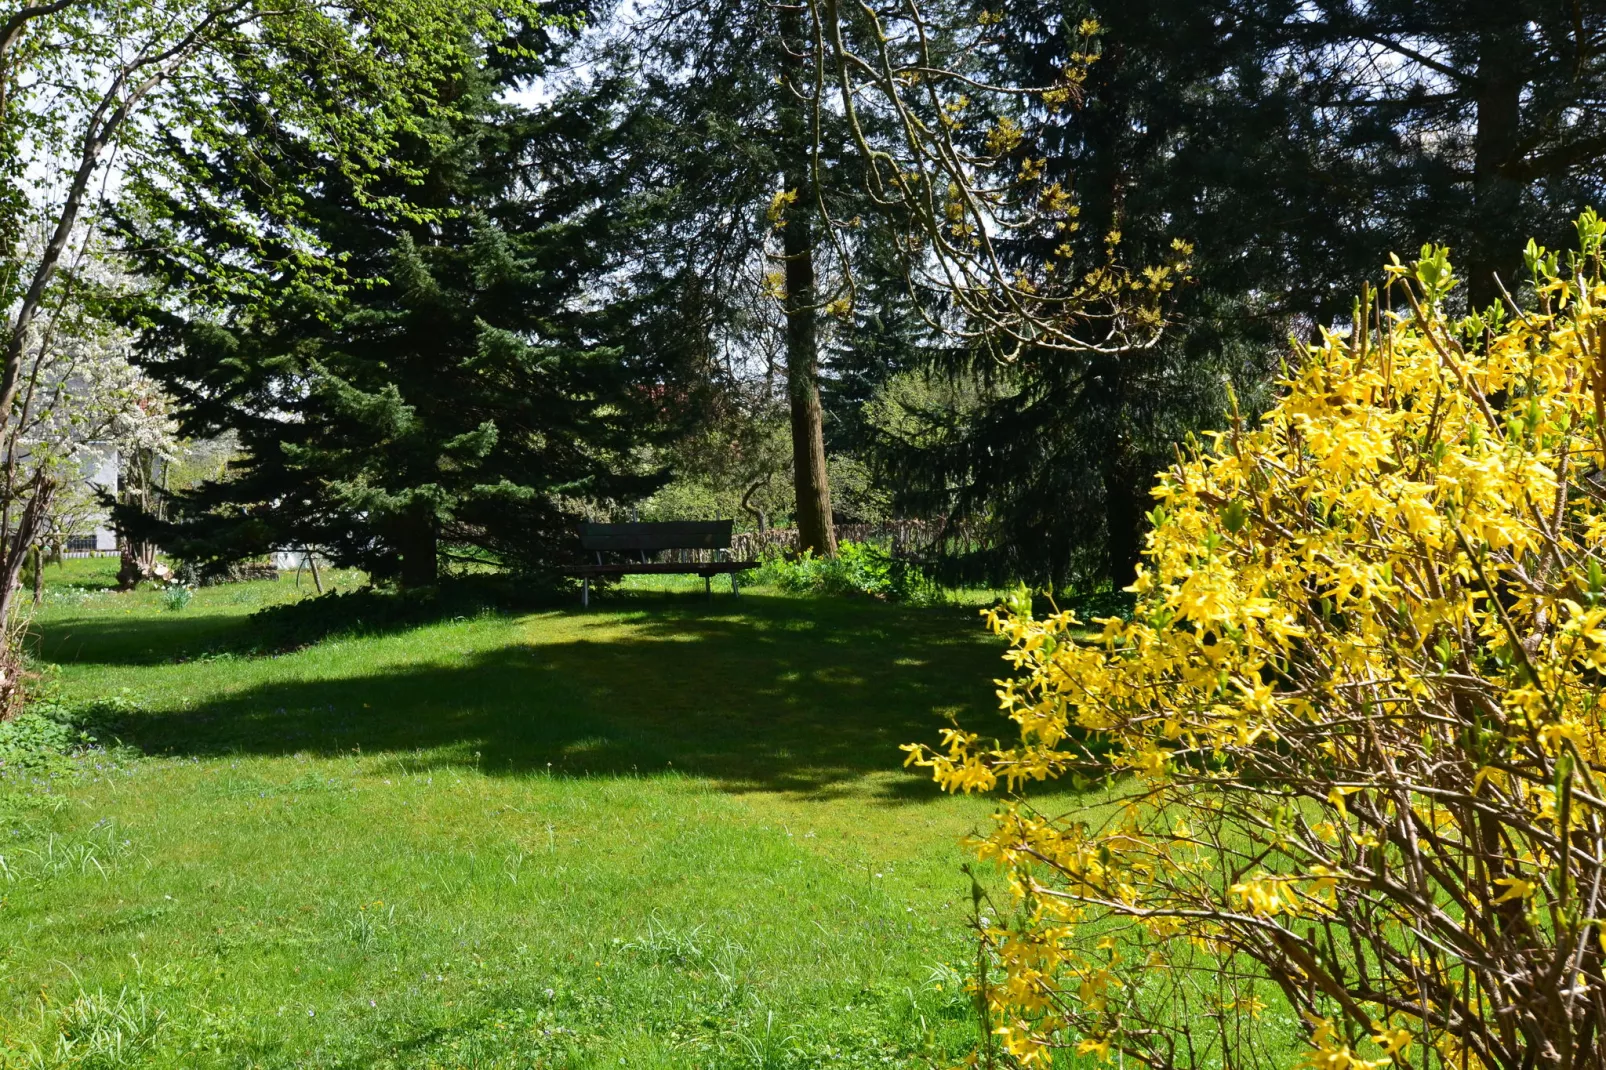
left=89, top=445, right=119, bottom=550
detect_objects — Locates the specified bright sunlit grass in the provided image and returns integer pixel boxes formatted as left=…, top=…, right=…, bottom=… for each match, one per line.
left=3, top=557, right=1012, bottom=1068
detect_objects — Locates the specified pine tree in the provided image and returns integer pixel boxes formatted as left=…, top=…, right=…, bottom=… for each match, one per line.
left=1268, top=0, right=1606, bottom=312
left=594, top=0, right=872, bottom=555
left=113, top=38, right=677, bottom=584
left=861, top=0, right=1606, bottom=589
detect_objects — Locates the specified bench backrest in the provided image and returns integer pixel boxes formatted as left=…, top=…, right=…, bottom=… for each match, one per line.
left=578, top=520, right=733, bottom=553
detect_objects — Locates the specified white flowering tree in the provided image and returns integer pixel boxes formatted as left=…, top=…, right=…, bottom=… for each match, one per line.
left=0, top=231, right=176, bottom=707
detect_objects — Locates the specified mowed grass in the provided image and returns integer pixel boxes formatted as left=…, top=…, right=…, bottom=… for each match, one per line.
left=2, top=559, right=1014, bottom=1068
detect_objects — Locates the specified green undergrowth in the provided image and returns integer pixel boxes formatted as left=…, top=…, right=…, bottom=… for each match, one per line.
left=1, top=557, right=1028, bottom=1068
left=743, top=542, right=942, bottom=604
left=0, top=688, right=134, bottom=777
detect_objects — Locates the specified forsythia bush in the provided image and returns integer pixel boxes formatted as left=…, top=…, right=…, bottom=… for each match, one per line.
left=907, top=215, right=1606, bottom=1070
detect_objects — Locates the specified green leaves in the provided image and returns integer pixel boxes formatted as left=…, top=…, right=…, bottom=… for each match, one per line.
left=1005, top=582, right=1034, bottom=621
left=1525, top=237, right=1561, bottom=281
left=1220, top=499, right=1248, bottom=535
left=1575, top=207, right=1605, bottom=262
left=1412, top=244, right=1458, bottom=303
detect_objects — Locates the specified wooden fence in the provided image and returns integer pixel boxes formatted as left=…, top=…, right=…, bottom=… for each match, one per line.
left=648, top=519, right=971, bottom=564
left=729, top=520, right=956, bottom=561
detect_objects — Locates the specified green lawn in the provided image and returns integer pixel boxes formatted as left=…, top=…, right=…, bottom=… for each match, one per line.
left=1, top=560, right=1014, bottom=1068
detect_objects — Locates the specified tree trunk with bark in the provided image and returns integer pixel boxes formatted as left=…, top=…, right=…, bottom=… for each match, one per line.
left=1102, top=440, right=1145, bottom=590
left=116, top=538, right=159, bottom=589
left=1468, top=7, right=1526, bottom=313
left=777, top=6, right=836, bottom=558
left=396, top=507, right=439, bottom=588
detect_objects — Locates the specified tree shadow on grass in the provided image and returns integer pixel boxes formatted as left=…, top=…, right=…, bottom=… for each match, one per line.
left=32, top=582, right=747, bottom=668
left=32, top=612, right=258, bottom=666
left=32, top=580, right=565, bottom=667
left=74, top=595, right=1017, bottom=801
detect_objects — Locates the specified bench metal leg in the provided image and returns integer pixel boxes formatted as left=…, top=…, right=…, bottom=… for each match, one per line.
left=705, top=575, right=712, bottom=602
left=730, top=571, right=739, bottom=596
left=582, top=577, right=590, bottom=608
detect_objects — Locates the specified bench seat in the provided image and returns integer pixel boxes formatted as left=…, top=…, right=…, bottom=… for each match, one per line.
left=564, top=561, right=756, bottom=577
left=565, top=520, right=752, bottom=604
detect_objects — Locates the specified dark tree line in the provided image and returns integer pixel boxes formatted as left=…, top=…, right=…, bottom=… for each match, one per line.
left=855, top=0, right=1606, bottom=589
left=109, top=0, right=1606, bottom=590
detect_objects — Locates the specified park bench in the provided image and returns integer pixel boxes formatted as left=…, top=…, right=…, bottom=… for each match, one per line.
left=568, top=520, right=757, bottom=606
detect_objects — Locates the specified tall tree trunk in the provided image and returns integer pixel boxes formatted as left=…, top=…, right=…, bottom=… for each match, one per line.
left=1102, top=437, right=1145, bottom=589
left=1469, top=7, right=1526, bottom=313
left=1084, top=40, right=1143, bottom=588
left=777, top=7, right=836, bottom=558
left=396, top=507, right=438, bottom=588
left=0, top=476, right=51, bottom=627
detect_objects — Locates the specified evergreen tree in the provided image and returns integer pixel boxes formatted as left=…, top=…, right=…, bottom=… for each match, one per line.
left=863, top=0, right=1606, bottom=589
left=592, top=0, right=903, bottom=555
left=820, top=247, right=934, bottom=461
left=1269, top=0, right=1606, bottom=312
left=114, top=35, right=680, bottom=584
left=858, top=0, right=1276, bottom=588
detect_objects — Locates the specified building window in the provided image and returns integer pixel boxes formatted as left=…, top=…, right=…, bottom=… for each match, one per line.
left=66, top=535, right=97, bottom=552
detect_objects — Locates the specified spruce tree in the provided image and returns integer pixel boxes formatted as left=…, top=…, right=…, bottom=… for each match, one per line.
left=861, top=0, right=1606, bottom=589
left=595, top=0, right=880, bottom=555
left=856, top=0, right=1278, bottom=588
left=1267, top=0, right=1606, bottom=312
left=114, top=38, right=676, bottom=584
